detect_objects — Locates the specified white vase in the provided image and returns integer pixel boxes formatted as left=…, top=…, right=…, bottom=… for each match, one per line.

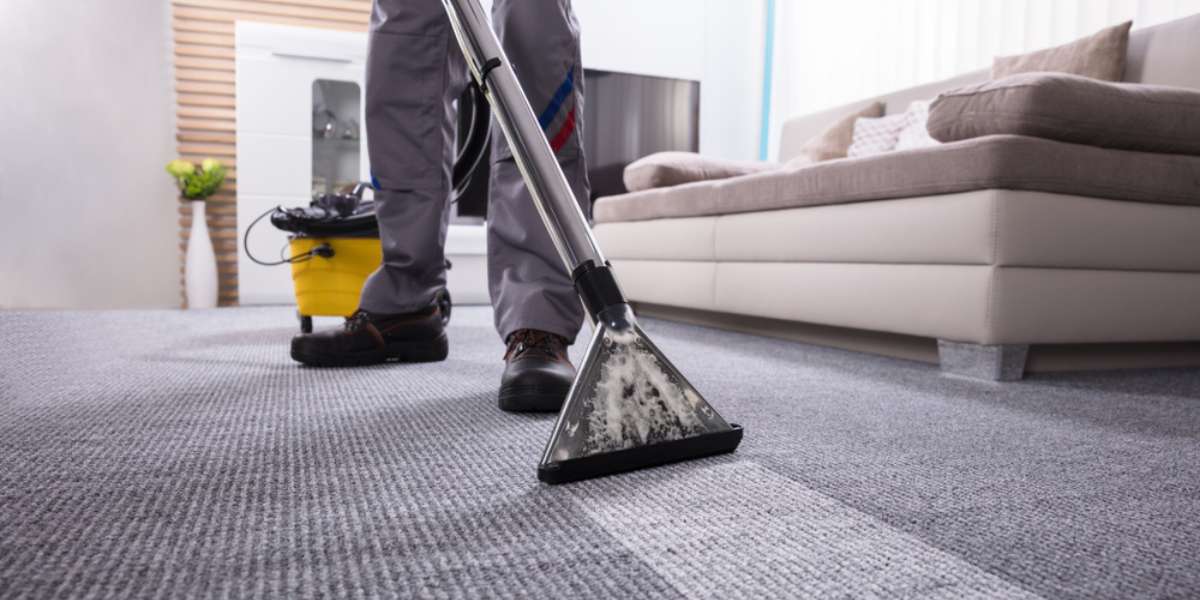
left=185, top=200, right=219, bottom=309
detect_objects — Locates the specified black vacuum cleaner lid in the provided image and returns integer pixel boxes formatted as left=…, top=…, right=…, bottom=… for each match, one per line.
left=270, top=190, right=380, bottom=238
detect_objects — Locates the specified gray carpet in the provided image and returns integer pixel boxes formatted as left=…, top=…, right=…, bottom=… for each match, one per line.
left=2, top=307, right=1199, bottom=599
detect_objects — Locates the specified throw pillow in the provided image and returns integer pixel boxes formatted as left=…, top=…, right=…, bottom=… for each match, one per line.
left=928, top=71, right=1200, bottom=155
left=793, top=101, right=886, bottom=162
left=847, top=113, right=911, bottom=158
left=622, top=152, right=776, bottom=193
left=893, top=100, right=940, bottom=151
left=992, top=20, right=1132, bottom=82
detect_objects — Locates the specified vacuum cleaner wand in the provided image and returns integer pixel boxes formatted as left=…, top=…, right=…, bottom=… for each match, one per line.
left=441, top=0, right=743, bottom=484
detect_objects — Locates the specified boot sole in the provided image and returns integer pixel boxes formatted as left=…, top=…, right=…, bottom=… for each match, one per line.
left=498, top=383, right=570, bottom=413
left=291, top=333, right=449, bottom=367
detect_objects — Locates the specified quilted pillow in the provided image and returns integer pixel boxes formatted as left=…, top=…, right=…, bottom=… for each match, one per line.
left=847, top=113, right=911, bottom=158
left=893, top=100, right=940, bottom=151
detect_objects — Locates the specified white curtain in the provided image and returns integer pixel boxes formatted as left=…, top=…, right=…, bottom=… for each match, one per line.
left=766, top=0, right=1200, bottom=158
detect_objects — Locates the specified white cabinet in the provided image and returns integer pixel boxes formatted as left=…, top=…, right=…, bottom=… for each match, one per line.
left=235, top=22, right=489, bottom=306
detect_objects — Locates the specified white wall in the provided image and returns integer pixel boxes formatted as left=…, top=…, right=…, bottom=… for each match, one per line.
left=0, top=0, right=178, bottom=309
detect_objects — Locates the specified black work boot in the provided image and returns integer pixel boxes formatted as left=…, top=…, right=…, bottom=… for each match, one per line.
left=499, top=329, right=575, bottom=413
left=290, top=307, right=448, bottom=367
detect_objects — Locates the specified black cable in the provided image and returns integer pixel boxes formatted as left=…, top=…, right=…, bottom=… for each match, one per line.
left=279, top=240, right=315, bottom=264
left=451, top=81, right=492, bottom=204
left=243, top=206, right=330, bottom=266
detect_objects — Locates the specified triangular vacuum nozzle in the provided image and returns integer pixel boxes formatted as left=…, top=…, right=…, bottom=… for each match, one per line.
left=538, top=307, right=743, bottom=484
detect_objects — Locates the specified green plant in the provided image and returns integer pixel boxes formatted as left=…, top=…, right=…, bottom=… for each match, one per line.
left=166, top=158, right=227, bottom=200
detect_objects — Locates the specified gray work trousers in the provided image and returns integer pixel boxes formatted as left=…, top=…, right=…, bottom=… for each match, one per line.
left=359, top=0, right=590, bottom=344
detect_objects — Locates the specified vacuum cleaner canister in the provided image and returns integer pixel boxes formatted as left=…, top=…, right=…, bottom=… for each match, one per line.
left=288, top=236, right=382, bottom=320
left=244, top=185, right=386, bottom=326
left=247, top=185, right=456, bottom=332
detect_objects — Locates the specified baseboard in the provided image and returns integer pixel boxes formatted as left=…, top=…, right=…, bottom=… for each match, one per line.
left=632, top=302, right=1200, bottom=374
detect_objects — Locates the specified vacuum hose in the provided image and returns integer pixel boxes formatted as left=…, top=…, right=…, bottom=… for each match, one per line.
left=452, top=81, right=492, bottom=201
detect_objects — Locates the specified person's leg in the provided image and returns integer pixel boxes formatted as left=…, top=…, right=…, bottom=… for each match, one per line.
left=489, top=0, right=591, bottom=411
left=291, top=0, right=465, bottom=367
left=488, top=0, right=591, bottom=344
left=359, top=0, right=467, bottom=315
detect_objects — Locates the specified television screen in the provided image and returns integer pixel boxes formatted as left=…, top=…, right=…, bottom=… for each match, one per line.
left=454, top=69, right=700, bottom=220
left=582, top=69, right=701, bottom=200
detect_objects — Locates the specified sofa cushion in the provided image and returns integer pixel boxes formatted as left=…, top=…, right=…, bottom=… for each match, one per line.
left=622, top=152, right=776, bottom=192
left=596, top=216, right=716, bottom=261
left=596, top=190, right=1200, bottom=273
left=992, top=20, right=1131, bottom=82
left=705, top=262, right=1200, bottom=345
left=592, top=135, right=1200, bottom=223
left=928, top=72, right=1200, bottom=155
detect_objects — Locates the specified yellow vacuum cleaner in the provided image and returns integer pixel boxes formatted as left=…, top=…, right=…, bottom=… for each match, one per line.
left=242, top=183, right=387, bottom=332
left=244, top=183, right=452, bottom=333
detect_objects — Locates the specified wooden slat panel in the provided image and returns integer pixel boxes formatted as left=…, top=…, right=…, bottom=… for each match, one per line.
left=203, top=193, right=239, bottom=204
left=205, top=206, right=238, bottom=217
left=178, top=117, right=235, bottom=132
left=173, top=6, right=242, bottom=24
left=178, top=142, right=236, bottom=157
left=176, top=45, right=236, bottom=59
left=175, top=31, right=234, bottom=47
left=176, top=81, right=235, bottom=96
left=173, top=18, right=234, bottom=34
left=173, top=0, right=369, bottom=307
left=178, top=68, right=235, bottom=83
left=178, top=93, right=236, bottom=109
left=178, top=106, right=236, bottom=120
left=177, top=130, right=236, bottom=143
left=175, top=56, right=234, bottom=72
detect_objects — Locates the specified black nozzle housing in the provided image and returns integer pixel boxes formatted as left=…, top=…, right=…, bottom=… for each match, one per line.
left=571, top=260, right=627, bottom=319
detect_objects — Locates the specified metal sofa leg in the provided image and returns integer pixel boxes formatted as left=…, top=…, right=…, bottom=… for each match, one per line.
left=937, top=340, right=1029, bottom=381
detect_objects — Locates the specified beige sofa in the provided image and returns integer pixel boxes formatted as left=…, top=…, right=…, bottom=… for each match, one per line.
left=592, top=14, right=1200, bottom=380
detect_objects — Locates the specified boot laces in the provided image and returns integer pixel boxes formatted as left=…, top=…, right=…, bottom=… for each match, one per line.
left=345, top=310, right=373, bottom=332
left=505, top=329, right=567, bottom=361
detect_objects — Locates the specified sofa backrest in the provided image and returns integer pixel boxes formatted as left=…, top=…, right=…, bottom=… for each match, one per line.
left=777, top=12, right=1200, bottom=162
